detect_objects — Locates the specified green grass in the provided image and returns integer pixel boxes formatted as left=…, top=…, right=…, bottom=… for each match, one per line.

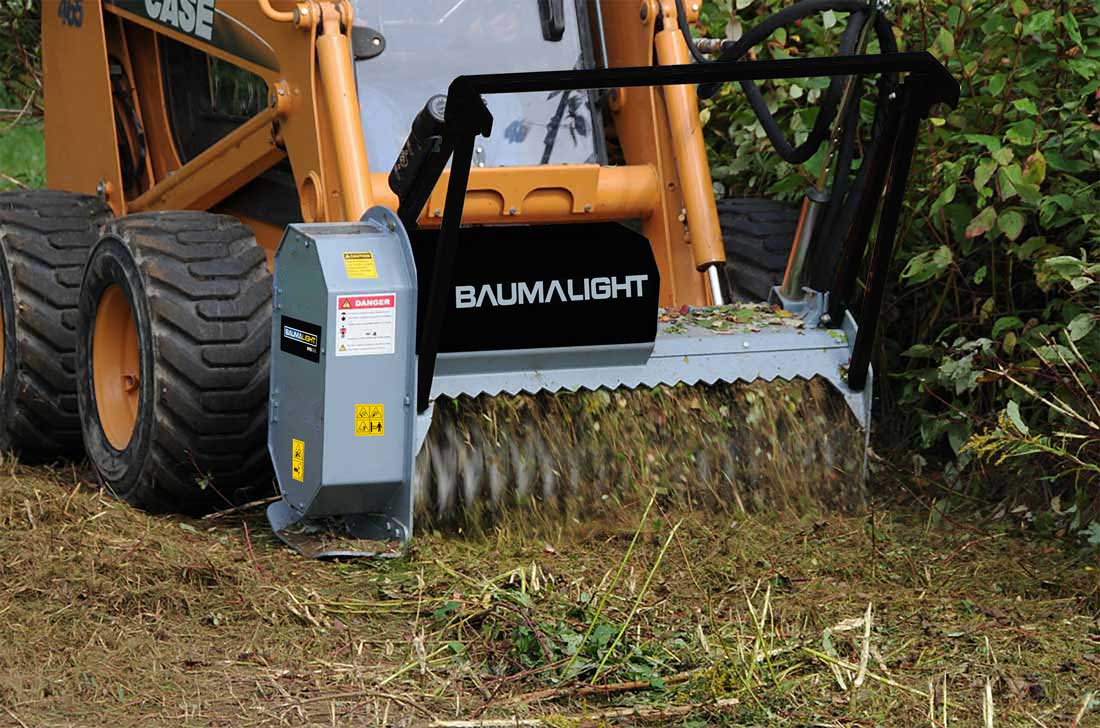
left=0, top=117, right=44, bottom=190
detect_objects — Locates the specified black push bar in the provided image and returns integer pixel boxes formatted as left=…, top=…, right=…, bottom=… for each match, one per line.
left=392, top=52, right=960, bottom=412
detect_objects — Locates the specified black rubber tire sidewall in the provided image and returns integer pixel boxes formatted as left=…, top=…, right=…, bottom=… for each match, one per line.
left=0, top=243, right=16, bottom=452
left=77, top=235, right=157, bottom=498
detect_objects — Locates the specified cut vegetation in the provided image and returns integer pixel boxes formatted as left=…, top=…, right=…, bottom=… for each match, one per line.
left=0, top=461, right=1096, bottom=727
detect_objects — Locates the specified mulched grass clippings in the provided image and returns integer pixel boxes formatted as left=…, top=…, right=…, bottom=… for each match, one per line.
left=1, top=457, right=1097, bottom=727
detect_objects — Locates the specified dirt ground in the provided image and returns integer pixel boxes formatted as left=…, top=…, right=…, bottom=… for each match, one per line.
left=0, top=459, right=1098, bottom=728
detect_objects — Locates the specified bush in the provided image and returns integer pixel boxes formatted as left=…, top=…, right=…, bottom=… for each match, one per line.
left=698, top=1, right=1100, bottom=498
left=0, top=0, right=40, bottom=109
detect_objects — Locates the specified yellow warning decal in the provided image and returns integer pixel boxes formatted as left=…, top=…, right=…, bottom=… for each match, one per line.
left=355, top=403, right=385, bottom=437
left=291, top=438, right=305, bottom=482
left=343, top=251, right=378, bottom=279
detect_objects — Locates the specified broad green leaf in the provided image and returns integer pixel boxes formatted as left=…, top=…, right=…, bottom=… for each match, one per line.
left=1013, top=237, right=1046, bottom=261
left=931, top=183, right=957, bottom=216
left=965, top=134, right=1002, bottom=152
left=1010, top=0, right=1029, bottom=17
left=987, top=74, right=1006, bottom=96
left=1012, top=98, right=1039, bottom=116
left=966, top=207, right=997, bottom=238
left=974, top=159, right=997, bottom=191
left=1024, top=9, right=1055, bottom=35
left=993, top=316, right=1024, bottom=339
left=937, top=27, right=956, bottom=56
left=974, top=265, right=988, bottom=285
left=1045, top=151, right=1088, bottom=173
left=901, top=246, right=954, bottom=284
left=1034, top=344, right=1080, bottom=364
left=1068, top=313, right=1095, bottom=342
left=1045, top=256, right=1086, bottom=278
left=1005, top=119, right=1036, bottom=146
left=1007, top=401, right=1029, bottom=436
left=992, top=147, right=1014, bottom=166
left=1023, top=151, right=1046, bottom=186
left=933, top=245, right=954, bottom=271
left=997, top=210, right=1026, bottom=241
left=1063, top=11, right=1083, bottom=48
left=902, top=344, right=935, bottom=359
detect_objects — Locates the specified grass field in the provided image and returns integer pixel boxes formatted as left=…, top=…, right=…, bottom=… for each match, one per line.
left=0, top=117, right=44, bottom=191
left=1, top=458, right=1097, bottom=727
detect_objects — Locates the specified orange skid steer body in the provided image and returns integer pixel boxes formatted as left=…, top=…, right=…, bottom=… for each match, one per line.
left=0, top=0, right=956, bottom=556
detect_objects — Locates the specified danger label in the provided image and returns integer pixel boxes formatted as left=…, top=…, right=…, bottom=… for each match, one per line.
left=343, top=251, right=378, bottom=279
left=291, top=438, right=305, bottom=482
left=335, top=293, right=396, bottom=356
left=355, top=403, right=385, bottom=437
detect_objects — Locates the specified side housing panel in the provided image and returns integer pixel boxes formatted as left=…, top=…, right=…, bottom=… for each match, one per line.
left=42, top=0, right=124, bottom=213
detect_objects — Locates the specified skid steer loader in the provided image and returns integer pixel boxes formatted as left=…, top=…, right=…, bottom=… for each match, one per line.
left=0, top=0, right=957, bottom=556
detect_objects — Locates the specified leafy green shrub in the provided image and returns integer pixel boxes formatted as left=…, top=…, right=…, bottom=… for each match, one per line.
left=698, top=0, right=1100, bottom=494
left=0, top=0, right=41, bottom=110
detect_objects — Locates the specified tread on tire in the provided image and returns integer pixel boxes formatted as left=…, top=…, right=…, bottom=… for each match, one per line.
left=0, top=190, right=111, bottom=457
left=719, top=197, right=799, bottom=302
left=76, top=211, right=273, bottom=513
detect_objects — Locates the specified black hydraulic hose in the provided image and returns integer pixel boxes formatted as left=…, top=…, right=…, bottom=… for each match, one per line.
left=674, top=0, right=717, bottom=65
left=674, top=0, right=898, bottom=165
left=698, top=0, right=875, bottom=99
left=738, top=12, right=898, bottom=165
left=739, top=11, right=870, bottom=164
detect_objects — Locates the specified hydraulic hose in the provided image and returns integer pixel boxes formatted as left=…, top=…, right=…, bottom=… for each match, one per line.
left=675, top=0, right=898, bottom=165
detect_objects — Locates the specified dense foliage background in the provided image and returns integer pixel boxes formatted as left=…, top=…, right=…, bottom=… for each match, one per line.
left=697, top=0, right=1099, bottom=524
left=0, top=1, right=1097, bottom=518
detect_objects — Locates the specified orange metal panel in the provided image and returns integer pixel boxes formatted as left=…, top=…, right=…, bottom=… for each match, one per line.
left=365, top=165, right=659, bottom=226
left=43, top=0, right=125, bottom=213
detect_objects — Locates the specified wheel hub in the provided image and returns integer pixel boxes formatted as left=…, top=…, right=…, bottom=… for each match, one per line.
left=92, top=285, right=140, bottom=450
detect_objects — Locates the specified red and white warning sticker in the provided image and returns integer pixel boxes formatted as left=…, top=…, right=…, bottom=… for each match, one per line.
left=335, top=293, right=396, bottom=357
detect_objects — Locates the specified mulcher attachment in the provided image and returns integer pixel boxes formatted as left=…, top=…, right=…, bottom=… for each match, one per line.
left=267, top=207, right=871, bottom=557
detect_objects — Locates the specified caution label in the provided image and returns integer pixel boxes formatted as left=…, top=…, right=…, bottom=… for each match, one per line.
left=355, top=403, right=385, bottom=437
left=291, top=438, right=305, bottom=482
left=335, top=293, right=396, bottom=357
left=343, top=251, right=379, bottom=279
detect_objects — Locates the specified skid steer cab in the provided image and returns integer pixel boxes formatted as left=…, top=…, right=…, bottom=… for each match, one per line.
left=0, top=0, right=957, bottom=557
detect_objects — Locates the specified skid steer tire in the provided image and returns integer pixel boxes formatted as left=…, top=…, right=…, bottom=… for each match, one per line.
left=719, top=198, right=800, bottom=301
left=76, top=212, right=273, bottom=514
left=0, top=190, right=111, bottom=457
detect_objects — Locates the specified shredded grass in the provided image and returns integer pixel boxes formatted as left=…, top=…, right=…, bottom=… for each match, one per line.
left=1, top=455, right=1098, bottom=727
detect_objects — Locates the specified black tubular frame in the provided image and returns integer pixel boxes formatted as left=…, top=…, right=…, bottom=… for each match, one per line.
left=398, top=52, right=960, bottom=412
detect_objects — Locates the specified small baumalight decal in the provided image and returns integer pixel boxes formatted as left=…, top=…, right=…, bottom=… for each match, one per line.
left=280, top=315, right=322, bottom=363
